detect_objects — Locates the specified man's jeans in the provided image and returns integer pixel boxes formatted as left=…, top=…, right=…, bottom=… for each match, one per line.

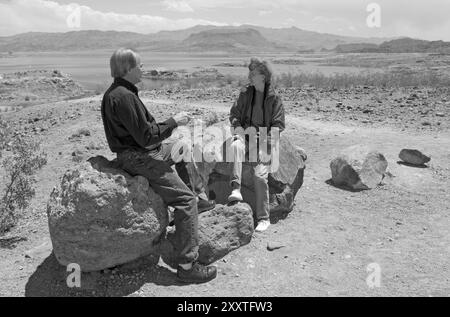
left=230, top=137, right=270, bottom=221
left=117, top=142, right=205, bottom=264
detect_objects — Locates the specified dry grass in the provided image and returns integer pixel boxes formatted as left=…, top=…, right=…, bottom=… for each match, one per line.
left=276, top=70, right=450, bottom=89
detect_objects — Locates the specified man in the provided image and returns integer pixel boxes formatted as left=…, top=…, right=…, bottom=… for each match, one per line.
left=228, top=57, right=285, bottom=232
left=101, top=48, right=216, bottom=283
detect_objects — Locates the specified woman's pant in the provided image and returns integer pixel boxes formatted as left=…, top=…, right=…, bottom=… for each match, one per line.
left=229, top=138, right=270, bottom=221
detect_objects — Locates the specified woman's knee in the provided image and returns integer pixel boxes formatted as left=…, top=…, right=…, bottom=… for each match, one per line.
left=253, top=164, right=269, bottom=181
left=231, top=139, right=245, bottom=153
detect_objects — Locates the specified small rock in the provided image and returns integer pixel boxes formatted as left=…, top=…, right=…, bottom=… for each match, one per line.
left=267, top=242, right=286, bottom=251
left=399, top=149, right=431, bottom=166
left=24, top=240, right=52, bottom=260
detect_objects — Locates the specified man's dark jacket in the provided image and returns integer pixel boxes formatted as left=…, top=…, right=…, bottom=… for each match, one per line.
left=101, top=78, right=178, bottom=153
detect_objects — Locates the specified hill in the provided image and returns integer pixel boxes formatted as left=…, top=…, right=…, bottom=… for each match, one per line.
left=0, top=25, right=390, bottom=53
left=334, top=38, right=450, bottom=53
left=179, top=28, right=277, bottom=52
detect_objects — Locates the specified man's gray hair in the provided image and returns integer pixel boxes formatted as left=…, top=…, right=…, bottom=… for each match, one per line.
left=110, top=48, right=140, bottom=78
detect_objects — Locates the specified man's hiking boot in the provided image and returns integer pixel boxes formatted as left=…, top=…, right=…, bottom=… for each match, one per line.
left=198, top=199, right=216, bottom=213
left=177, top=262, right=217, bottom=283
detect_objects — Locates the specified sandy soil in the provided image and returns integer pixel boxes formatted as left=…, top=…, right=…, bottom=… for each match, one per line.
left=0, top=89, right=449, bottom=297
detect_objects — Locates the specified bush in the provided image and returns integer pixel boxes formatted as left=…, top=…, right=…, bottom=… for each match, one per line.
left=275, top=70, right=450, bottom=89
left=0, top=118, right=47, bottom=235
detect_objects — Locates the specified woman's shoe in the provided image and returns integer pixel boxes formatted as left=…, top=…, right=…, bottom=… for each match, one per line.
left=255, top=219, right=271, bottom=232
left=228, top=189, right=243, bottom=203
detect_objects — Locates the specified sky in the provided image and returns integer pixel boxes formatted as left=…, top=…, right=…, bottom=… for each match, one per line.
left=0, top=0, right=449, bottom=40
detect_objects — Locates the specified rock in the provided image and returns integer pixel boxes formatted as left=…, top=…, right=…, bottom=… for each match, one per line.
left=160, top=203, right=254, bottom=266
left=197, top=203, right=253, bottom=264
left=24, top=240, right=53, bottom=260
left=330, top=145, right=388, bottom=190
left=267, top=241, right=286, bottom=251
left=47, top=156, right=169, bottom=272
left=399, top=149, right=431, bottom=166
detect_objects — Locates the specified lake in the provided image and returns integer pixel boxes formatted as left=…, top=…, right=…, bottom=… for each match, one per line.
left=0, top=50, right=372, bottom=90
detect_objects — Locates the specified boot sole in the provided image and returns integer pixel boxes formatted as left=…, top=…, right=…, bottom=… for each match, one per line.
left=177, top=272, right=217, bottom=284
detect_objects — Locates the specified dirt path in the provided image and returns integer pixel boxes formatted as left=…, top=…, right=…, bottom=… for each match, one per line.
left=0, top=96, right=449, bottom=296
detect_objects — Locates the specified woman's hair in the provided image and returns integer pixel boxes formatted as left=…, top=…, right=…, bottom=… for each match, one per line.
left=248, top=57, right=275, bottom=84
left=110, top=48, right=140, bottom=78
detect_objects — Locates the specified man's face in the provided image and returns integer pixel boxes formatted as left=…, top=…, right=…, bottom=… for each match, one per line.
left=248, top=69, right=265, bottom=92
left=127, top=59, right=143, bottom=84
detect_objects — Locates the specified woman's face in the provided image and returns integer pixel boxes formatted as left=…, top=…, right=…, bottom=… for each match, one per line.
left=248, top=69, right=265, bottom=92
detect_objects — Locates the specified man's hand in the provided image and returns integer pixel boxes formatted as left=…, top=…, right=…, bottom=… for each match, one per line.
left=173, top=111, right=190, bottom=126
left=232, top=134, right=244, bottom=143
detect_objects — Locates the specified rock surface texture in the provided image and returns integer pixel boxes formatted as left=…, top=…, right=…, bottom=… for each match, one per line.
left=47, top=156, right=168, bottom=272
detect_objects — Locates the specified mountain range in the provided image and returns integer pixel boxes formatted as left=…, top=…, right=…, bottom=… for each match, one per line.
left=0, top=25, right=448, bottom=53
left=0, top=25, right=389, bottom=53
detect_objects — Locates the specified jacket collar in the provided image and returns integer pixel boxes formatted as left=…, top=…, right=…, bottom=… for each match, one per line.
left=113, top=77, right=139, bottom=95
left=247, top=83, right=276, bottom=99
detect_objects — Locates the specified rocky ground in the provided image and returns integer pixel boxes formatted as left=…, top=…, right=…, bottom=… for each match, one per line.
left=0, top=78, right=449, bottom=297
left=0, top=70, right=89, bottom=112
left=140, top=85, right=450, bottom=131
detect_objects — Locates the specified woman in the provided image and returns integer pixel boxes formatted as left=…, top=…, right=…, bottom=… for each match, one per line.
left=228, top=57, right=285, bottom=232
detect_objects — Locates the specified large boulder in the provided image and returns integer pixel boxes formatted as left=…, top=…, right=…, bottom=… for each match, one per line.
left=330, top=145, right=388, bottom=190
left=160, top=202, right=254, bottom=266
left=399, top=149, right=431, bottom=166
left=47, top=156, right=168, bottom=272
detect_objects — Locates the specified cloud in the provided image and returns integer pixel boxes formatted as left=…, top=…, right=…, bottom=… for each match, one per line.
left=0, top=0, right=223, bottom=36
left=187, top=0, right=298, bottom=10
left=258, top=10, right=272, bottom=17
left=183, top=0, right=450, bottom=40
left=163, top=0, right=194, bottom=13
left=0, top=0, right=449, bottom=40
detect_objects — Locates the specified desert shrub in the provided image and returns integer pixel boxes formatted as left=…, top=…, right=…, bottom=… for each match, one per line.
left=0, top=119, right=47, bottom=235
left=276, top=70, right=450, bottom=89
left=0, top=118, right=9, bottom=154
left=143, top=74, right=247, bottom=91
